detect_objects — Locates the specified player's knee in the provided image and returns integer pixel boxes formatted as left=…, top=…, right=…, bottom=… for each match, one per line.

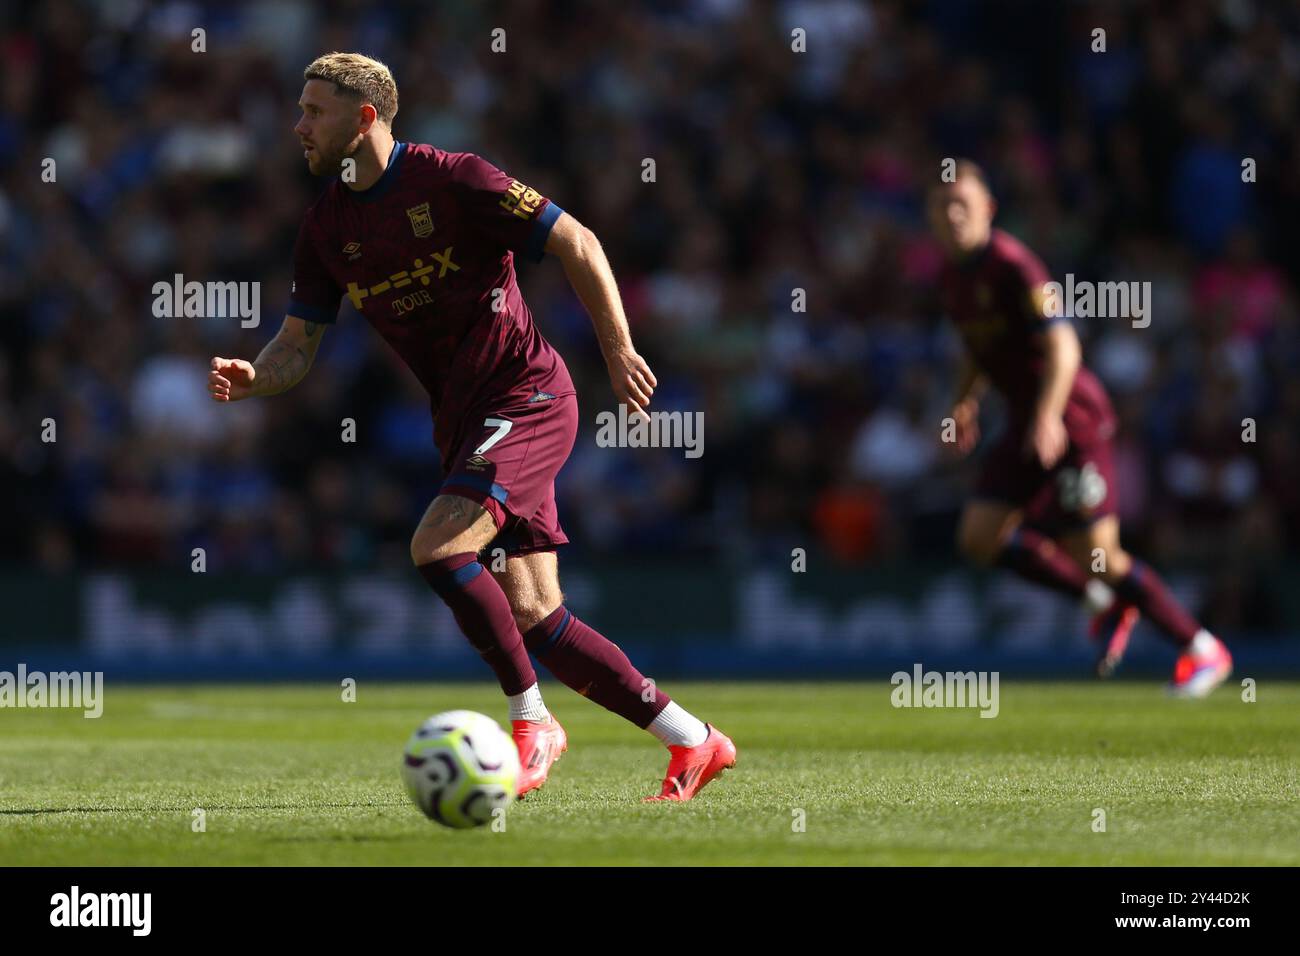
left=409, top=526, right=463, bottom=566
left=409, top=497, right=495, bottom=565
left=1063, top=530, right=1130, bottom=581
left=1092, top=546, right=1132, bottom=582
left=409, top=527, right=432, bottom=565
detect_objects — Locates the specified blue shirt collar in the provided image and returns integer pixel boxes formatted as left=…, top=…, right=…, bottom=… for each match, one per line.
left=343, top=141, right=405, bottom=202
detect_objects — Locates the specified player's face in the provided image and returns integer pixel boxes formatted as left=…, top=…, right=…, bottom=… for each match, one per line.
left=294, top=79, right=363, bottom=176
left=928, top=178, right=994, bottom=256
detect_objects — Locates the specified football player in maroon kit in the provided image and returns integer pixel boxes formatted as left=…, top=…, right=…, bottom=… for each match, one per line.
left=929, top=160, right=1232, bottom=696
left=208, top=53, right=735, bottom=799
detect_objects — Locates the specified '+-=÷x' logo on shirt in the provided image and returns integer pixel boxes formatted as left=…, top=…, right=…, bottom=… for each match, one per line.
left=344, top=248, right=460, bottom=310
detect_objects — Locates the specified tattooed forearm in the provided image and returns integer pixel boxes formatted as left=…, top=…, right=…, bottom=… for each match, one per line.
left=251, top=340, right=311, bottom=396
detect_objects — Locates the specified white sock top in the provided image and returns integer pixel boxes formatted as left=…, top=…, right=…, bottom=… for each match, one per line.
left=508, top=683, right=549, bottom=722
left=647, top=701, right=709, bottom=748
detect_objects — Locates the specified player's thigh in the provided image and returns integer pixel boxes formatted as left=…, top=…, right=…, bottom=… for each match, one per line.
left=1059, top=514, right=1130, bottom=580
left=957, top=500, right=1023, bottom=565
left=491, top=549, right=564, bottom=633
left=410, top=494, right=499, bottom=564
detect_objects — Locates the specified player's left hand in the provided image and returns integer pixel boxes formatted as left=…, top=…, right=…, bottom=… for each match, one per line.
left=1025, top=411, right=1068, bottom=469
left=608, top=348, right=657, bottom=418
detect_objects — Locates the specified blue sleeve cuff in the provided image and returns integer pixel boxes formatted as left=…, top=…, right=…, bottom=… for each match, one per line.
left=286, top=299, right=339, bottom=324
left=525, top=202, right=564, bottom=263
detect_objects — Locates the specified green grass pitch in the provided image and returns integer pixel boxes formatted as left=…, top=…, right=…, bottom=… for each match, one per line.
left=2, top=681, right=1296, bottom=866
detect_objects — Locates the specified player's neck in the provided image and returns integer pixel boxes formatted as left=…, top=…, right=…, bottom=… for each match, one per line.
left=346, top=133, right=398, bottom=192
left=956, top=230, right=993, bottom=263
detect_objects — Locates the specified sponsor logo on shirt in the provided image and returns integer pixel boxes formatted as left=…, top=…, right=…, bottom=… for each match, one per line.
left=499, top=180, right=544, bottom=220
left=344, top=248, right=461, bottom=314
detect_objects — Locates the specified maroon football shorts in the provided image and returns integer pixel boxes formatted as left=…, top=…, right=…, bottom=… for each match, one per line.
left=972, top=415, right=1118, bottom=533
left=439, top=392, right=579, bottom=556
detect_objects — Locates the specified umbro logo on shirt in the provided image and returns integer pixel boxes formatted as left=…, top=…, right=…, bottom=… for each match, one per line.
left=342, top=241, right=362, bottom=260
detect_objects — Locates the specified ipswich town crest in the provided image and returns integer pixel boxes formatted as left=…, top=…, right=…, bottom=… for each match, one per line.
left=406, top=202, right=434, bottom=238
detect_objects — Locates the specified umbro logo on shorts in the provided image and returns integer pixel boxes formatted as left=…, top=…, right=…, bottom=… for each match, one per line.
left=528, top=391, right=556, bottom=403
left=465, top=454, right=490, bottom=470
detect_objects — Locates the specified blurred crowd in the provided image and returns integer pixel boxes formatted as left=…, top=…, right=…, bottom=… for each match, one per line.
left=2, top=0, right=1299, bottom=628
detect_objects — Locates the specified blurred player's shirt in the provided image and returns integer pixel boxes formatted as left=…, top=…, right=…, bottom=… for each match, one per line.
left=288, top=142, right=575, bottom=458
left=938, top=228, right=1113, bottom=442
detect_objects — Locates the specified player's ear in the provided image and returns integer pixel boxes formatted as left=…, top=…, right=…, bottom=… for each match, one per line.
left=358, top=102, right=378, bottom=135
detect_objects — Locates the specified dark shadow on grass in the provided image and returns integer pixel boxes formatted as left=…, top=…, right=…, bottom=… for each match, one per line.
left=0, top=802, right=409, bottom=815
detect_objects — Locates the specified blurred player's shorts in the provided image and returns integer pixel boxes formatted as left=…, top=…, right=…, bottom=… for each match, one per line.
left=973, top=418, right=1117, bottom=533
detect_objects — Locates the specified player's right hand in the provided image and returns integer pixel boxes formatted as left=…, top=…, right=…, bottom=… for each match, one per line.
left=945, top=398, right=980, bottom=457
left=608, top=348, right=657, bottom=419
left=209, top=357, right=256, bottom=402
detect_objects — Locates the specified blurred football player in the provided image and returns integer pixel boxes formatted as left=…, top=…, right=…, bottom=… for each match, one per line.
left=928, top=160, right=1232, bottom=696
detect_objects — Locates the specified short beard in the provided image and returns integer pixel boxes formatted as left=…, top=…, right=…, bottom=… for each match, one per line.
left=310, top=132, right=364, bottom=178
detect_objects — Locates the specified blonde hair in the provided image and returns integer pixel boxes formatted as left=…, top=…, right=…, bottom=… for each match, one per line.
left=303, top=52, right=398, bottom=126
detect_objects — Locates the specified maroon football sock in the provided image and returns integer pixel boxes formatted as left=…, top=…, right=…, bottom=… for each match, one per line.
left=522, top=607, right=668, bottom=728
left=995, top=527, right=1090, bottom=599
left=418, top=553, right=537, bottom=695
left=1111, top=560, right=1199, bottom=647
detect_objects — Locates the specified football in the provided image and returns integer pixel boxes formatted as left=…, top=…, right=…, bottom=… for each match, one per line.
left=400, top=710, right=520, bottom=828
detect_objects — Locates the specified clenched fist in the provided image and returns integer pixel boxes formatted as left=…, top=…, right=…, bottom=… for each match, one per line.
left=209, top=357, right=256, bottom=402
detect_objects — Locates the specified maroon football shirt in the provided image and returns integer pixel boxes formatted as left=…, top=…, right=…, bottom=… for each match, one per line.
left=288, top=142, right=575, bottom=457
left=938, top=228, right=1113, bottom=442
